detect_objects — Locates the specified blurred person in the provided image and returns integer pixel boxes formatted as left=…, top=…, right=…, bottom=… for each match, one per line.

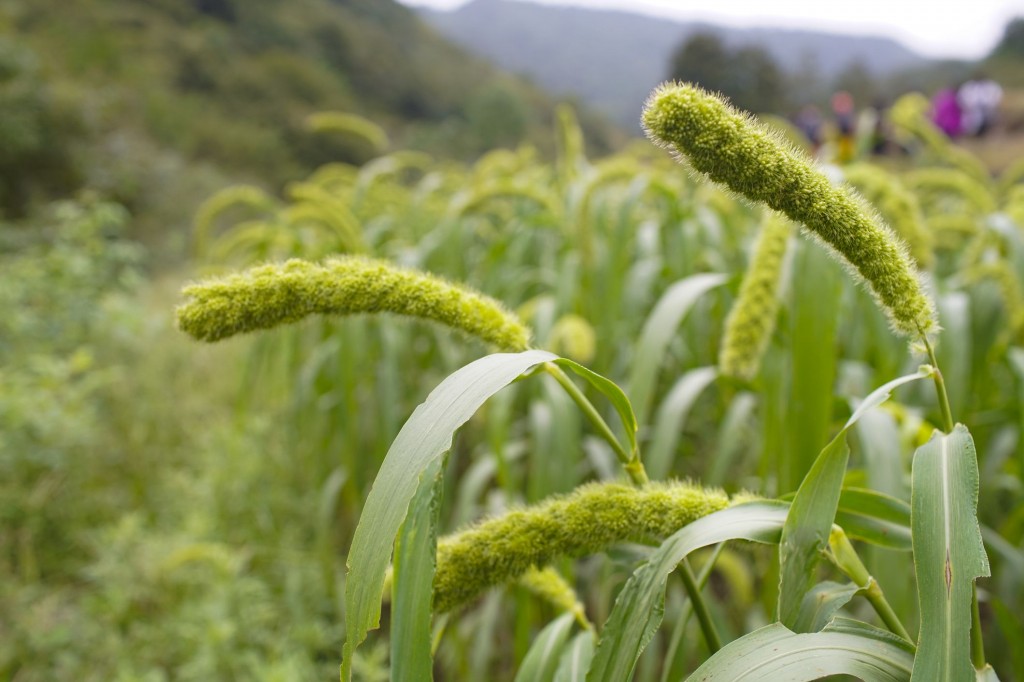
left=932, top=86, right=963, bottom=138
left=831, top=90, right=856, bottom=163
left=794, top=104, right=824, bottom=152
left=958, top=72, right=1003, bottom=136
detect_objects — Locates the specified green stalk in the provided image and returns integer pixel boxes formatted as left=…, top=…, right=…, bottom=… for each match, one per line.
left=828, top=526, right=914, bottom=646
left=678, top=557, right=722, bottom=654
left=544, top=363, right=649, bottom=486
left=971, top=588, right=986, bottom=669
left=921, top=334, right=954, bottom=434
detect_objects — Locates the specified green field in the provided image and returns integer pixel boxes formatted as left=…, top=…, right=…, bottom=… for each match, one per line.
left=5, top=77, right=1024, bottom=680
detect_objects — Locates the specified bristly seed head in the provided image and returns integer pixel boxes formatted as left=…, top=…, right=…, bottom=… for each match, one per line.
left=642, top=82, right=937, bottom=338
left=176, top=256, right=532, bottom=351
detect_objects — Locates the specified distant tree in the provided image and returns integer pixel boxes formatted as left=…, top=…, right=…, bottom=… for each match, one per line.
left=668, top=32, right=731, bottom=96
left=991, top=17, right=1024, bottom=59
left=733, top=46, right=789, bottom=113
left=465, top=82, right=530, bottom=150
left=0, top=41, right=81, bottom=218
left=668, top=32, right=789, bottom=113
left=832, top=61, right=877, bottom=105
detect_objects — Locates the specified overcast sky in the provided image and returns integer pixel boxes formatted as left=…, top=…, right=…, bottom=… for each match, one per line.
left=399, top=0, right=1023, bottom=59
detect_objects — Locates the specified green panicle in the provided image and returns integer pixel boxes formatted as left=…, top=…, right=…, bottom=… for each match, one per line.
left=719, top=213, right=792, bottom=382
left=929, top=213, right=980, bottom=250
left=548, top=313, right=597, bottom=364
left=904, top=168, right=996, bottom=216
left=965, top=261, right=1024, bottom=346
left=432, top=481, right=729, bottom=612
left=176, top=256, right=532, bottom=351
left=1007, top=186, right=1024, bottom=226
left=998, top=157, right=1024, bottom=198
left=517, top=567, right=592, bottom=630
left=843, top=164, right=933, bottom=268
left=306, top=111, right=389, bottom=154
left=193, top=185, right=277, bottom=257
left=642, top=82, right=936, bottom=337
left=889, top=93, right=990, bottom=182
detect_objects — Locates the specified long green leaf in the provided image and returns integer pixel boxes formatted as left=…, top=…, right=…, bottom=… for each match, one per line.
left=586, top=502, right=788, bottom=681
left=555, top=632, right=596, bottom=682
left=779, top=368, right=931, bottom=630
left=910, top=425, right=990, bottom=681
left=792, top=580, right=862, bottom=633
left=515, top=613, right=577, bottom=682
left=554, top=357, right=639, bottom=461
left=627, top=273, right=727, bottom=426
left=836, top=487, right=912, bottom=551
left=686, top=619, right=915, bottom=681
left=391, top=457, right=444, bottom=680
left=781, top=240, right=841, bottom=493
left=646, top=366, right=718, bottom=480
left=341, top=350, right=557, bottom=679
left=778, top=430, right=850, bottom=630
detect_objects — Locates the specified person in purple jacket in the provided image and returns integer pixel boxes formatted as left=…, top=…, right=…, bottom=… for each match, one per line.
left=932, top=87, right=963, bottom=138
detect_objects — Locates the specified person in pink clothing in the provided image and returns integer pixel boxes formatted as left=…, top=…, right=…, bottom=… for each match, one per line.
left=932, top=87, right=962, bottom=138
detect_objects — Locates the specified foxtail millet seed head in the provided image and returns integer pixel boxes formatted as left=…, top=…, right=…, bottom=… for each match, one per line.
left=719, top=213, right=792, bottom=382
left=432, top=480, right=729, bottom=612
left=642, top=82, right=937, bottom=337
left=176, top=256, right=531, bottom=351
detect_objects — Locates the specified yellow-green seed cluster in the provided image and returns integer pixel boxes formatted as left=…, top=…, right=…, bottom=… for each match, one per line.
left=176, top=256, right=531, bottom=351
left=517, top=567, right=592, bottom=629
left=965, top=261, right=1024, bottom=345
left=642, top=82, right=936, bottom=337
left=719, top=213, right=792, bottom=382
left=432, top=481, right=729, bottom=612
left=843, top=164, right=933, bottom=268
left=905, top=168, right=995, bottom=215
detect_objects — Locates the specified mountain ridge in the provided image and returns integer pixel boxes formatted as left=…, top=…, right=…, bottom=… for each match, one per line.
left=419, top=0, right=932, bottom=127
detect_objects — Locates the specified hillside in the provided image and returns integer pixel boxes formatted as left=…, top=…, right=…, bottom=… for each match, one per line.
left=0, top=0, right=617, bottom=242
left=420, top=0, right=931, bottom=128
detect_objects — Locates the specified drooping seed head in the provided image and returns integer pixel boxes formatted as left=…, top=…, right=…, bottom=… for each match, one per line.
left=842, top=164, right=933, bottom=268
left=719, top=213, right=792, bottom=382
left=432, top=480, right=729, bottom=612
left=176, top=256, right=531, bottom=351
left=642, top=82, right=936, bottom=337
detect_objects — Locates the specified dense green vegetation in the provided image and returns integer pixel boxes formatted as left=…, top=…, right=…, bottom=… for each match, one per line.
left=6, top=83, right=1024, bottom=678
left=0, top=0, right=616, bottom=244
left=5, top=2, right=1024, bottom=680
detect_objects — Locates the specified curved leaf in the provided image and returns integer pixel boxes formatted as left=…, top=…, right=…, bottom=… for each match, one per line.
left=341, top=350, right=557, bottom=679
left=515, top=613, right=577, bottom=682
left=686, top=620, right=914, bottom=681
left=646, top=366, right=718, bottom=480
left=587, top=502, right=788, bottom=681
left=779, top=367, right=932, bottom=630
left=391, top=457, right=444, bottom=680
left=627, top=273, right=727, bottom=425
left=555, top=631, right=596, bottom=682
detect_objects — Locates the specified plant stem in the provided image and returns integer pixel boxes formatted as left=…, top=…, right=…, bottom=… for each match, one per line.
left=921, top=334, right=954, bottom=433
left=863, top=579, right=915, bottom=646
left=828, top=526, right=914, bottom=645
left=678, top=557, right=722, bottom=654
left=971, top=588, right=986, bottom=670
left=544, top=363, right=649, bottom=486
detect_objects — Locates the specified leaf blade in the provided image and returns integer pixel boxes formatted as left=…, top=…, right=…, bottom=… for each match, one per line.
left=341, top=350, right=557, bottom=679
left=910, top=425, right=991, bottom=681
left=685, top=620, right=914, bottom=681
left=586, top=502, right=788, bottom=681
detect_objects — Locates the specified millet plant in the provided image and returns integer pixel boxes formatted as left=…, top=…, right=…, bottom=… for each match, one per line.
left=177, top=84, right=1004, bottom=679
